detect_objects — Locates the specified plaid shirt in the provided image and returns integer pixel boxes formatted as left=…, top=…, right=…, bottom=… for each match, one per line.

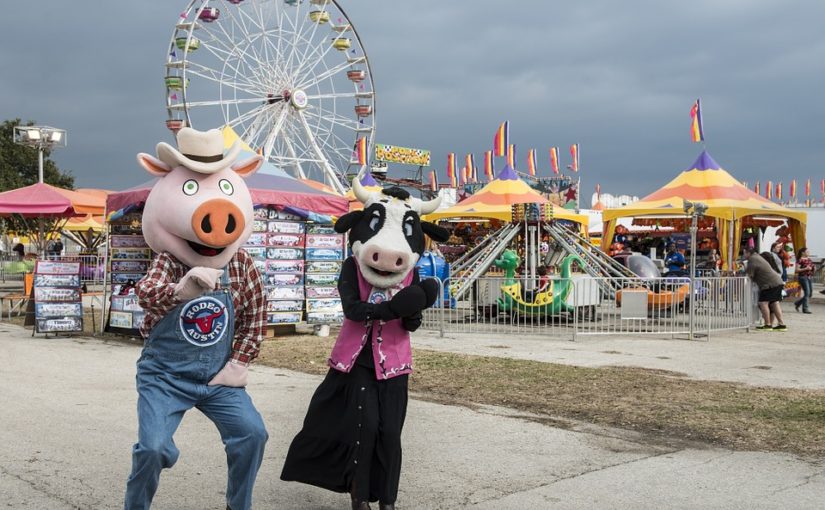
left=136, top=250, right=266, bottom=365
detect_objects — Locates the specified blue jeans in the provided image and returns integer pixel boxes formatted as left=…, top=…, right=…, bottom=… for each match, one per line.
left=795, top=276, right=812, bottom=312
left=124, top=284, right=267, bottom=510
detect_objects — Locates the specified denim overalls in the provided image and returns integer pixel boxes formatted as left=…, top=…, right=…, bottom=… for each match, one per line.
left=124, top=270, right=268, bottom=510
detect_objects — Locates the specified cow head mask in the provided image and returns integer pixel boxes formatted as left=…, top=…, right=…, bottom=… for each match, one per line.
left=137, top=128, right=263, bottom=269
left=335, top=177, right=449, bottom=288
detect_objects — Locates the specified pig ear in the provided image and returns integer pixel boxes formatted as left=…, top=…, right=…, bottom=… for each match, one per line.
left=232, top=156, right=264, bottom=178
left=137, top=153, right=172, bottom=177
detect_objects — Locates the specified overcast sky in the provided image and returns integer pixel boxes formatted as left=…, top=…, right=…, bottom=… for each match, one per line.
left=2, top=0, right=823, bottom=200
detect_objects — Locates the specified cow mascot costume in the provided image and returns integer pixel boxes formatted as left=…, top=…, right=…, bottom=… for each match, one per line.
left=124, top=128, right=268, bottom=510
left=281, top=178, right=449, bottom=510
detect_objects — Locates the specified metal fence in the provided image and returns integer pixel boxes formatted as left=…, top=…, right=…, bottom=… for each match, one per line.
left=421, top=274, right=755, bottom=341
left=0, top=254, right=33, bottom=282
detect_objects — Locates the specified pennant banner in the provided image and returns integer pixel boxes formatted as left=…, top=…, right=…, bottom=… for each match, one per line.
left=507, top=144, right=516, bottom=168
left=549, top=147, right=560, bottom=175
left=429, top=170, right=438, bottom=192
left=569, top=144, right=579, bottom=172
left=527, top=149, right=537, bottom=176
left=446, top=153, right=457, bottom=187
left=466, top=154, right=476, bottom=183
left=690, top=98, right=704, bottom=142
left=484, top=151, right=494, bottom=181
left=493, top=121, right=509, bottom=157
left=355, top=137, right=368, bottom=166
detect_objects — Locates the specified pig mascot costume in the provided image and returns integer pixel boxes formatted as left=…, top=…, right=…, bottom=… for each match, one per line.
left=124, top=128, right=268, bottom=510
left=281, top=179, right=449, bottom=510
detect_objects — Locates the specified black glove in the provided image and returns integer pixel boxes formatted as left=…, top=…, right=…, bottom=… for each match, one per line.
left=402, top=311, right=422, bottom=332
left=388, top=285, right=427, bottom=318
left=419, top=279, right=439, bottom=308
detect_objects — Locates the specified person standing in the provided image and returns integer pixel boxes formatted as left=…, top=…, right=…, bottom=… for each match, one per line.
left=746, top=247, right=787, bottom=331
left=771, top=242, right=787, bottom=282
left=664, top=243, right=687, bottom=276
left=794, top=247, right=814, bottom=314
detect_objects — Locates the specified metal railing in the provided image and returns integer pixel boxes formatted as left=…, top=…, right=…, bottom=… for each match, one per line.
left=421, top=274, right=755, bottom=341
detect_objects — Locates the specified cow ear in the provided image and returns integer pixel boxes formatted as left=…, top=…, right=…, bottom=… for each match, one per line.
left=232, top=156, right=263, bottom=178
left=137, top=153, right=172, bottom=177
left=334, top=211, right=364, bottom=233
left=421, top=221, right=450, bottom=243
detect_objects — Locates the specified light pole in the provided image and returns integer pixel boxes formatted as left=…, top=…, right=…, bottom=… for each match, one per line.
left=13, top=125, right=68, bottom=183
left=12, top=125, right=68, bottom=257
left=683, top=199, right=707, bottom=340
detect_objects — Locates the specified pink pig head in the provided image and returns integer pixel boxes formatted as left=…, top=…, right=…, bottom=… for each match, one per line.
left=137, top=128, right=263, bottom=269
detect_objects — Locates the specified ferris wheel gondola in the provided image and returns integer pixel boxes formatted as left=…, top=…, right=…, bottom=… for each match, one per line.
left=165, top=0, right=376, bottom=194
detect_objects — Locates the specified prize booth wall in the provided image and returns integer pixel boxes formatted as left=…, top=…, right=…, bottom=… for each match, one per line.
left=103, top=177, right=349, bottom=336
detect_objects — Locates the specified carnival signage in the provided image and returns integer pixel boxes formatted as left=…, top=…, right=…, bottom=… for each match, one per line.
left=374, top=144, right=431, bottom=166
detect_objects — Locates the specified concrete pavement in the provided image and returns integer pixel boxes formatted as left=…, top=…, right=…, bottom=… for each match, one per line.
left=1, top=324, right=824, bottom=509
left=415, top=301, right=825, bottom=390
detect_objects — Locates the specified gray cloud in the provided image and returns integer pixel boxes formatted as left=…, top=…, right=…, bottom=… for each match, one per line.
left=1, top=0, right=823, bottom=197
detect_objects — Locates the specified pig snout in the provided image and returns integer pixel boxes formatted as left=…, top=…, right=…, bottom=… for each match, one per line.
left=364, top=245, right=410, bottom=273
left=191, top=199, right=245, bottom=247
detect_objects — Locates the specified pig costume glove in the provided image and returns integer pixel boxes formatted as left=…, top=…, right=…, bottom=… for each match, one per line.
left=208, top=360, right=248, bottom=387
left=173, top=267, right=224, bottom=301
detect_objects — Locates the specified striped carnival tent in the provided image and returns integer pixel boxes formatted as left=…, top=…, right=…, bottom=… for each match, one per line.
left=601, top=151, right=807, bottom=270
left=426, top=164, right=587, bottom=225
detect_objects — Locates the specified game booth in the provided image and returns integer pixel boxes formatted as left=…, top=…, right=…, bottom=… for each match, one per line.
left=601, top=151, right=808, bottom=273
left=103, top=168, right=349, bottom=336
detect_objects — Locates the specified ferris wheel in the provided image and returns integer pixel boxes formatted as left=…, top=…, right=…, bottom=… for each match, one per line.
left=164, top=0, right=376, bottom=194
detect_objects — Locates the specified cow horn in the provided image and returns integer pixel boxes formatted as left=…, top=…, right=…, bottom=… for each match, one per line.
left=417, top=195, right=442, bottom=215
left=351, top=172, right=373, bottom=204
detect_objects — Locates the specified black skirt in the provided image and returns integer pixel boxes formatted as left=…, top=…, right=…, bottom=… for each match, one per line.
left=280, top=363, right=409, bottom=504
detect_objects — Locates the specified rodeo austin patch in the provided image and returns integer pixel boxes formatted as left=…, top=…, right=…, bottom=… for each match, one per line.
left=178, top=296, right=229, bottom=347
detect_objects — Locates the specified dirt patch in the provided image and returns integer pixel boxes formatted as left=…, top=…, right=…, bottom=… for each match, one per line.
left=259, top=336, right=825, bottom=457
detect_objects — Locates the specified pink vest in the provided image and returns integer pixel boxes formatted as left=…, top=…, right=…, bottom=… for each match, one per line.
left=327, top=262, right=415, bottom=380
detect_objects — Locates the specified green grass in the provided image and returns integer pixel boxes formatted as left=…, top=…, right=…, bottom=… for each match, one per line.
left=258, top=335, right=825, bottom=457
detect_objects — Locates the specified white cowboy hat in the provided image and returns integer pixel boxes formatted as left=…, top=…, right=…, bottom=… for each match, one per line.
left=156, top=127, right=243, bottom=174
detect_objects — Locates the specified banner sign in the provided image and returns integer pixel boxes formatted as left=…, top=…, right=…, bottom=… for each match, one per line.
left=374, top=144, right=431, bottom=166
left=530, top=177, right=579, bottom=209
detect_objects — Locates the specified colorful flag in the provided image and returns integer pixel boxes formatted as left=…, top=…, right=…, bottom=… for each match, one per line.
left=805, top=178, right=811, bottom=197
left=446, top=153, right=457, bottom=187
left=484, top=151, right=494, bottom=181
left=466, top=154, right=476, bottom=183
left=527, top=149, right=537, bottom=176
left=765, top=181, right=772, bottom=200
left=569, top=143, right=580, bottom=172
left=821, top=178, right=825, bottom=196
left=355, top=137, right=368, bottom=165
left=595, top=183, right=601, bottom=198
left=493, top=121, right=509, bottom=157
left=429, top=170, right=438, bottom=192
left=754, top=181, right=760, bottom=194
left=549, top=147, right=560, bottom=175
left=776, top=182, right=782, bottom=201
left=690, top=98, right=704, bottom=143
left=790, top=179, right=796, bottom=199
left=507, top=144, right=516, bottom=168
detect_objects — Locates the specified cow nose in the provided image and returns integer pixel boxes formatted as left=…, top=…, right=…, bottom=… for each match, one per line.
left=364, top=245, right=409, bottom=272
left=191, top=199, right=245, bottom=247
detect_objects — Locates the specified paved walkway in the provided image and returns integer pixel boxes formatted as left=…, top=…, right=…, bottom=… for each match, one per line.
left=416, top=301, right=825, bottom=389
left=1, top=323, right=823, bottom=509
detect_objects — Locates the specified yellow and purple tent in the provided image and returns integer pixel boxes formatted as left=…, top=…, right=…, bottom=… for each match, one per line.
left=601, top=151, right=807, bottom=270
left=427, top=164, right=587, bottom=225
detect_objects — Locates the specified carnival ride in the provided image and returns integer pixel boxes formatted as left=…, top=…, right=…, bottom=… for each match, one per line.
left=165, top=0, right=376, bottom=194
left=614, top=255, right=691, bottom=311
left=493, top=249, right=581, bottom=316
